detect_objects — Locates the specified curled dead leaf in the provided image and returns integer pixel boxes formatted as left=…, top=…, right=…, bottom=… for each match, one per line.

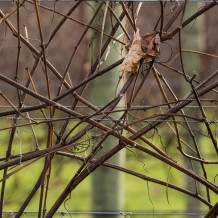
left=120, top=28, right=160, bottom=74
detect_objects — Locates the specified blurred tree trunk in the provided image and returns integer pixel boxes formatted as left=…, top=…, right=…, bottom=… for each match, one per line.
left=183, top=3, right=206, bottom=217
left=90, top=3, right=125, bottom=218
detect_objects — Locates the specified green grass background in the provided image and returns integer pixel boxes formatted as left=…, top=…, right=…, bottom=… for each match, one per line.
left=0, top=120, right=217, bottom=218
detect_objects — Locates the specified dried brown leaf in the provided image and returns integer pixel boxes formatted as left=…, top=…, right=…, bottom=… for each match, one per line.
left=120, top=28, right=145, bottom=74
left=120, top=29, right=160, bottom=74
